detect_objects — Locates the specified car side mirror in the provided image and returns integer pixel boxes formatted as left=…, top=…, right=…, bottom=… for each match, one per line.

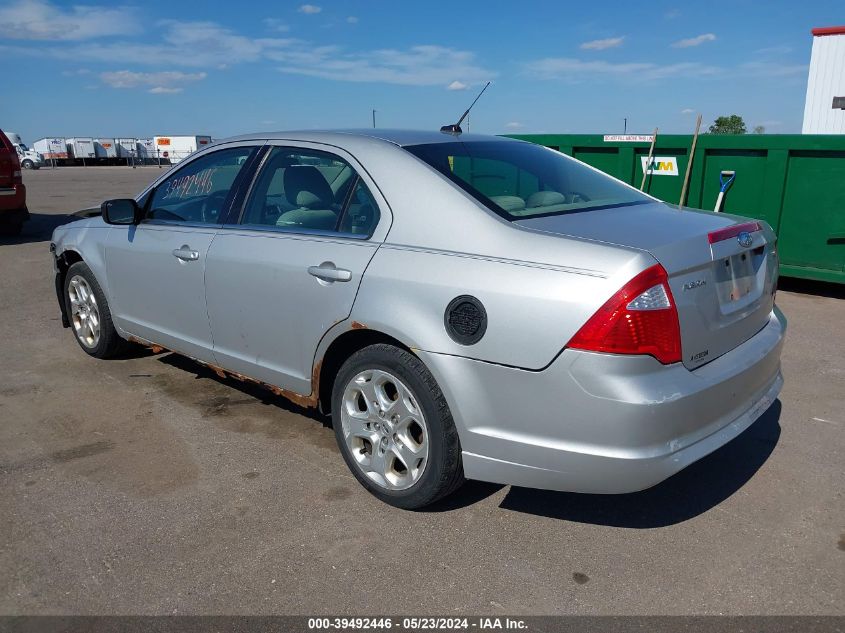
left=101, top=199, right=142, bottom=225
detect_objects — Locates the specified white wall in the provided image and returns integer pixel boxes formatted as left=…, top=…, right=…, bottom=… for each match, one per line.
left=802, top=32, right=845, bottom=134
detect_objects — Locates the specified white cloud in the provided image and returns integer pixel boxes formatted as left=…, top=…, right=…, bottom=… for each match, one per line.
left=739, top=61, right=807, bottom=77
left=61, top=68, right=91, bottom=76
left=580, top=37, right=624, bottom=51
left=681, top=108, right=695, bottom=114
left=263, top=18, right=289, bottom=32
left=0, top=0, right=139, bottom=40
left=4, top=18, right=496, bottom=88
left=754, top=45, right=792, bottom=56
left=149, top=86, right=182, bottom=94
left=346, top=16, right=358, bottom=24
left=664, top=9, right=681, bottom=19
left=100, top=70, right=206, bottom=89
left=298, top=4, right=322, bottom=14
left=526, top=57, right=718, bottom=82
left=505, top=122, right=524, bottom=129
left=672, top=33, right=716, bottom=48
left=269, top=44, right=495, bottom=86
left=38, top=21, right=295, bottom=67
left=447, top=80, right=468, bottom=91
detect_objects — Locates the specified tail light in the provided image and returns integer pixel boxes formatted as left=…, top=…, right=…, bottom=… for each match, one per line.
left=567, top=264, right=682, bottom=364
left=11, top=152, right=22, bottom=185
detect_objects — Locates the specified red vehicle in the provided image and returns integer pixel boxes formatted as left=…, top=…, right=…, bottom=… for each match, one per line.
left=0, top=129, right=29, bottom=236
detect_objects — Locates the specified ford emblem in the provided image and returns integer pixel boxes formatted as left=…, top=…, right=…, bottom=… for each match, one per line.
left=737, top=231, right=753, bottom=248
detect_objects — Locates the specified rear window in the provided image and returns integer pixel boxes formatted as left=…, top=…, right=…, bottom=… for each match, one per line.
left=404, top=140, right=650, bottom=220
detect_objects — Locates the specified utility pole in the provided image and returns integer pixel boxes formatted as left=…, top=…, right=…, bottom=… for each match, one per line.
left=372, top=109, right=377, bottom=128
left=624, top=118, right=628, bottom=134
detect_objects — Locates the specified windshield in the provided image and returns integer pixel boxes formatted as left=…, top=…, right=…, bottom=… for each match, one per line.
left=404, top=140, right=651, bottom=220
left=19, top=144, right=28, bottom=151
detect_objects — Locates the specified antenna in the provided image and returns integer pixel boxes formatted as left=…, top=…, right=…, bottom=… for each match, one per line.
left=441, top=81, right=491, bottom=135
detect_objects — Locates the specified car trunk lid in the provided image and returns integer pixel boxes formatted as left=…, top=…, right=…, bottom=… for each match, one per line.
left=515, top=202, right=778, bottom=369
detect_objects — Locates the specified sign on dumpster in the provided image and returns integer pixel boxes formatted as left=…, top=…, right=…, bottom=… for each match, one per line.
left=641, top=156, right=679, bottom=176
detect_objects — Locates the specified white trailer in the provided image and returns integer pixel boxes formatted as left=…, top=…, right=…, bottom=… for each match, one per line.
left=94, top=138, right=118, bottom=162
left=154, top=135, right=211, bottom=164
left=116, top=138, right=137, bottom=158
left=33, top=137, right=68, bottom=160
left=137, top=138, right=156, bottom=164
left=66, top=137, right=96, bottom=164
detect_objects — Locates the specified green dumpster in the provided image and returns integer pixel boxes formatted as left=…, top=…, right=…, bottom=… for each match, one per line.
left=508, top=133, right=845, bottom=284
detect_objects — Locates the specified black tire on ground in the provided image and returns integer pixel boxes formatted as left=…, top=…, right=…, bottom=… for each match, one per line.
left=21, top=159, right=34, bottom=170
left=64, top=261, right=130, bottom=358
left=331, top=343, right=464, bottom=509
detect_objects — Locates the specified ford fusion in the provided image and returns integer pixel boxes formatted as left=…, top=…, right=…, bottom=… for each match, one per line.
left=50, top=130, right=785, bottom=509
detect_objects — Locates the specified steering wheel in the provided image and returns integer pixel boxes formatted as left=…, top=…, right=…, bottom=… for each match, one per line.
left=201, top=190, right=228, bottom=223
left=262, top=203, right=285, bottom=224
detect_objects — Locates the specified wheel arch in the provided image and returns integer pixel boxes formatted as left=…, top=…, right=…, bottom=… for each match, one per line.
left=317, top=327, right=413, bottom=416
left=54, top=249, right=85, bottom=327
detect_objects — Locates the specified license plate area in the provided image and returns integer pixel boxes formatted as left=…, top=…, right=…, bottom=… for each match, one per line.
left=713, top=246, right=766, bottom=312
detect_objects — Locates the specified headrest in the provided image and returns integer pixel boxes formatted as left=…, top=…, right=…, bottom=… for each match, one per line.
left=283, top=166, right=333, bottom=209
left=489, top=195, right=526, bottom=212
left=526, top=190, right=567, bottom=208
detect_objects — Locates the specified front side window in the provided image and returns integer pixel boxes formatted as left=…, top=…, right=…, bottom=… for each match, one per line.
left=240, top=147, right=380, bottom=236
left=146, top=147, right=254, bottom=224
left=405, top=141, right=651, bottom=220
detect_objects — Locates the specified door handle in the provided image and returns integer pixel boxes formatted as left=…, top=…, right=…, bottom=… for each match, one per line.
left=308, top=262, right=352, bottom=283
left=172, top=245, right=200, bottom=261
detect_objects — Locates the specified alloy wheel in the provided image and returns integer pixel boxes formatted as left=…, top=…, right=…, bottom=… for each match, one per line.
left=340, top=369, right=429, bottom=490
left=68, top=275, right=101, bottom=348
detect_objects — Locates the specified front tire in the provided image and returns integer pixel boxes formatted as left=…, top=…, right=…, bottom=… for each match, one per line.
left=64, top=261, right=128, bottom=358
left=331, top=344, right=464, bottom=509
left=21, top=159, right=34, bottom=170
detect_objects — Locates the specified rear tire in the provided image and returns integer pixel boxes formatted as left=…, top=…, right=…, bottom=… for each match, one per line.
left=64, top=261, right=129, bottom=358
left=331, top=343, right=464, bottom=509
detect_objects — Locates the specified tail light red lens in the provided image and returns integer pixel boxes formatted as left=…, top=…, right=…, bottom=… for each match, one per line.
left=567, top=264, right=682, bottom=364
left=11, top=152, right=22, bottom=185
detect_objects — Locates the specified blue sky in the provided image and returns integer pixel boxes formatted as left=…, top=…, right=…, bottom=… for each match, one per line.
left=1, top=0, right=842, bottom=142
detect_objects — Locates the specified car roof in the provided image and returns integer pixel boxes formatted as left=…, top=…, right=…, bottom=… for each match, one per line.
left=216, top=129, right=521, bottom=148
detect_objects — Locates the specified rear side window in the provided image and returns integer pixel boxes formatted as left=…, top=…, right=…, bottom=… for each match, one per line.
left=405, top=141, right=650, bottom=220
left=338, top=180, right=380, bottom=235
left=146, top=147, right=254, bottom=224
left=240, top=147, right=380, bottom=236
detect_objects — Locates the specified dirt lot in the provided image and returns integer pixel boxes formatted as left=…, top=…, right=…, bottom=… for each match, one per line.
left=1, top=166, right=843, bottom=615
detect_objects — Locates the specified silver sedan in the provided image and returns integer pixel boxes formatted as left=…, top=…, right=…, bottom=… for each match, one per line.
left=50, top=130, right=785, bottom=508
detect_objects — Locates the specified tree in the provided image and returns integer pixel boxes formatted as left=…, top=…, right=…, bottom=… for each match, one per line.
left=753, top=125, right=765, bottom=134
left=708, top=115, right=747, bottom=135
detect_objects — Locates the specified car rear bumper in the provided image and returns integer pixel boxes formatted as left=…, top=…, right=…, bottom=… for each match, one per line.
left=418, top=307, right=785, bottom=494
left=0, top=183, right=27, bottom=214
